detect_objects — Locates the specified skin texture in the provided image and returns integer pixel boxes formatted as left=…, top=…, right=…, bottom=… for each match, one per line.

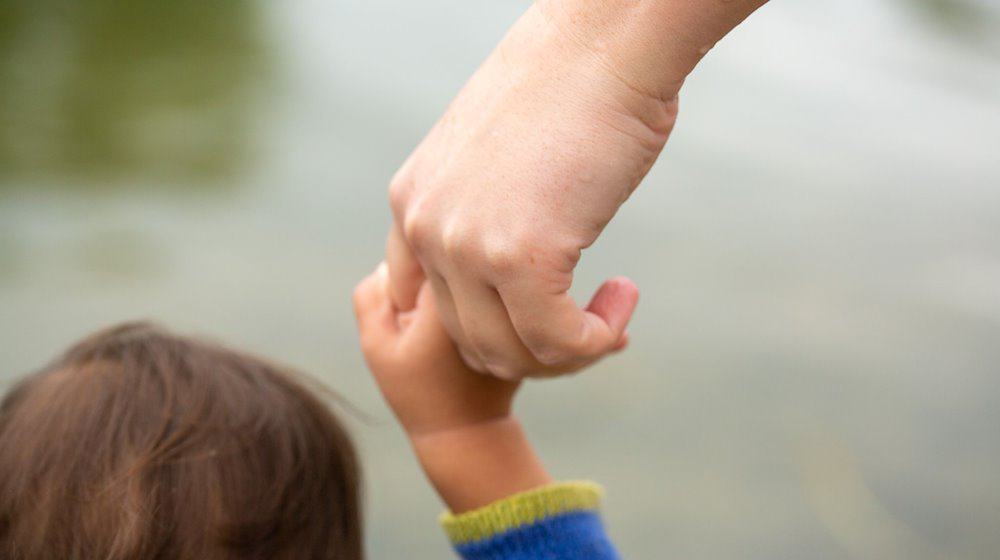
left=353, top=264, right=551, bottom=513
left=386, top=0, right=769, bottom=380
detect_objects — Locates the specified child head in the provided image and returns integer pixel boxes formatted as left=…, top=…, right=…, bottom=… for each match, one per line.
left=0, top=322, right=362, bottom=560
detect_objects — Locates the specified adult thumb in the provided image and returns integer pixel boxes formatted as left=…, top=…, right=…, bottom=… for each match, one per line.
left=585, top=276, right=640, bottom=341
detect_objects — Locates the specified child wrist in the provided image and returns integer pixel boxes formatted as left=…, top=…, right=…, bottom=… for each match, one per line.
left=405, top=413, right=518, bottom=448
left=409, top=416, right=552, bottom=513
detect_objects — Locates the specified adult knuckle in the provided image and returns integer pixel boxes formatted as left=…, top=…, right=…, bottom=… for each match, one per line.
left=402, top=205, right=434, bottom=250
left=387, top=171, right=413, bottom=215
left=467, top=334, right=502, bottom=364
left=483, top=236, right=533, bottom=277
left=485, top=361, right=527, bottom=382
left=525, top=325, right=599, bottom=367
left=522, top=333, right=572, bottom=367
left=533, top=346, right=572, bottom=367
left=484, top=246, right=518, bottom=276
left=351, top=282, right=367, bottom=310
left=456, top=345, right=486, bottom=371
left=441, top=220, right=475, bottom=261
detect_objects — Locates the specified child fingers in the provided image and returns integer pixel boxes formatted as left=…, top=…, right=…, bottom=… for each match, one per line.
left=402, top=282, right=458, bottom=349
left=406, top=283, right=444, bottom=335
left=352, top=263, right=388, bottom=317
left=385, top=222, right=425, bottom=312
left=352, top=263, right=399, bottom=353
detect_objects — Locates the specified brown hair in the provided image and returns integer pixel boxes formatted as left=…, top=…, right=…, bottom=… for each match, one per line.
left=0, top=322, right=363, bottom=560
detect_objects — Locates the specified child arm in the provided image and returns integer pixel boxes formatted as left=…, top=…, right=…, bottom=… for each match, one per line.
left=353, top=263, right=621, bottom=559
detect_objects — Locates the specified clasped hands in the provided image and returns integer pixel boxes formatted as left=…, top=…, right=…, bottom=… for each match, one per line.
left=378, top=0, right=768, bottom=380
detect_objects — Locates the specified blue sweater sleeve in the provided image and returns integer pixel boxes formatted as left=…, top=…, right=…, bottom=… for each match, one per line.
left=440, top=481, right=621, bottom=560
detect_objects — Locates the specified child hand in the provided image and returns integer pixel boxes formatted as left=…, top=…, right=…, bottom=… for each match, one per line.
left=353, top=262, right=551, bottom=512
left=353, top=262, right=519, bottom=438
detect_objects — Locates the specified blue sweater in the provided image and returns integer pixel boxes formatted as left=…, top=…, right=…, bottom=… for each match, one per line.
left=440, top=481, right=620, bottom=560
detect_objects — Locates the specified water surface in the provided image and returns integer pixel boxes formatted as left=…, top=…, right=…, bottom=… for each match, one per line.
left=1, top=1, right=999, bottom=558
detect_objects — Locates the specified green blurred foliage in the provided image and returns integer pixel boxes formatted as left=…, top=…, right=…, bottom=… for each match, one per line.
left=0, top=0, right=271, bottom=189
left=903, top=0, right=1000, bottom=40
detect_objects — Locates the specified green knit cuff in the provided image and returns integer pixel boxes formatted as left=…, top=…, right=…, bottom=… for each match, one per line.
left=440, top=481, right=604, bottom=545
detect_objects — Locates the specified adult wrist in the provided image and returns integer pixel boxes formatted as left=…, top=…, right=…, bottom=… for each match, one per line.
left=536, top=0, right=768, bottom=101
left=536, top=0, right=689, bottom=101
left=492, top=2, right=681, bottom=139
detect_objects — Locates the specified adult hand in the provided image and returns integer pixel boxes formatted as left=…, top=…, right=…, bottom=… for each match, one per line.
left=387, top=0, right=768, bottom=379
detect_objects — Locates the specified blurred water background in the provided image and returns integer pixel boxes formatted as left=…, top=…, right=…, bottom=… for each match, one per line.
left=1, top=0, right=999, bottom=558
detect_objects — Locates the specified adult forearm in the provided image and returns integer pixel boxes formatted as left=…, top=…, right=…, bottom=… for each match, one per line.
left=538, top=0, right=769, bottom=101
